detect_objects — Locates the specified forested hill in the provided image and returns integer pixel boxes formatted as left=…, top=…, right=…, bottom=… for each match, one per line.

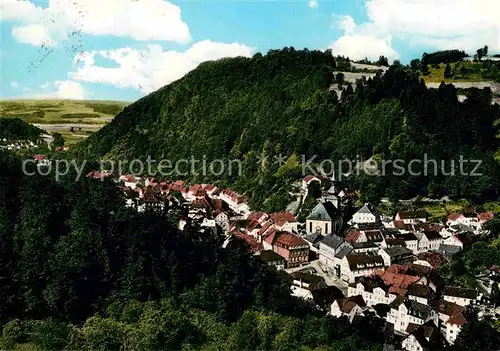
left=0, top=118, right=43, bottom=141
left=74, top=48, right=500, bottom=210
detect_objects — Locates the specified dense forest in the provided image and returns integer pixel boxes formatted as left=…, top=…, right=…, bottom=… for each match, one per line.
left=0, top=118, right=43, bottom=141
left=72, top=48, right=500, bottom=210
left=0, top=151, right=386, bottom=350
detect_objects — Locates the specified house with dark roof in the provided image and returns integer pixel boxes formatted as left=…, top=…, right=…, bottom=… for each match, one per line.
left=380, top=246, right=414, bottom=267
left=387, top=299, right=438, bottom=335
left=290, top=272, right=327, bottom=299
left=318, top=233, right=344, bottom=268
left=352, top=241, right=380, bottom=254
left=443, top=286, right=477, bottom=306
left=414, top=230, right=443, bottom=253
left=437, top=300, right=472, bottom=345
left=330, top=295, right=367, bottom=323
left=303, top=231, right=323, bottom=253
left=305, top=200, right=343, bottom=236
left=340, top=253, right=385, bottom=283
left=401, top=320, right=444, bottom=351
left=257, top=250, right=286, bottom=270
left=408, top=284, right=433, bottom=305
left=347, top=275, right=396, bottom=307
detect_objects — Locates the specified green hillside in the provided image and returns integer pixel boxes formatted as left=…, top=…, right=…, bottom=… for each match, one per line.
left=0, top=118, right=44, bottom=141
left=73, top=48, right=500, bottom=210
left=0, top=100, right=130, bottom=144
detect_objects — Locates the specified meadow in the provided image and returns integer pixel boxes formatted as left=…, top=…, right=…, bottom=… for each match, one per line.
left=0, top=100, right=129, bottom=144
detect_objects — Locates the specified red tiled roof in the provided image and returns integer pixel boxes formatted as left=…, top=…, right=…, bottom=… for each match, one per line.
left=263, top=228, right=278, bottom=245
left=189, top=184, right=202, bottom=194
left=245, top=220, right=261, bottom=232
left=235, top=233, right=263, bottom=253
left=490, top=265, right=500, bottom=273
left=478, top=212, right=494, bottom=221
left=377, top=270, right=420, bottom=290
left=448, top=213, right=462, bottom=221
left=417, top=252, right=445, bottom=269
left=303, top=175, right=319, bottom=183
left=271, top=212, right=296, bottom=227
left=34, top=154, right=46, bottom=161
left=87, top=171, right=109, bottom=179
left=345, top=230, right=361, bottom=243
left=202, top=184, right=216, bottom=191
left=222, top=189, right=248, bottom=204
left=446, top=311, right=470, bottom=326
left=248, top=212, right=268, bottom=223
left=257, top=221, right=273, bottom=236
left=275, top=233, right=307, bottom=247
left=437, top=299, right=465, bottom=317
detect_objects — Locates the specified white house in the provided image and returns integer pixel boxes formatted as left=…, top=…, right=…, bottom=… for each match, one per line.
left=351, top=203, right=380, bottom=224
left=437, top=299, right=471, bottom=345
left=215, top=212, right=230, bottom=232
left=387, top=299, right=438, bottom=335
left=415, top=231, right=442, bottom=253
left=395, top=210, right=428, bottom=225
left=380, top=246, right=414, bottom=267
left=318, top=234, right=344, bottom=269
left=401, top=321, right=442, bottom=351
left=290, top=272, right=326, bottom=300
left=394, top=233, right=419, bottom=254
left=447, top=212, right=494, bottom=232
left=443, top=286, right=477, bottom=306
left=347, top=277, right=396, bottom=307
left=330, top=296, right=366, bottom=323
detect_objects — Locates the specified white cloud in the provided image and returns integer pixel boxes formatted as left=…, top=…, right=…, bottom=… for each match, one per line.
left=308, top=0, right=318, bottom=9
left=35, top=80, right=86, bottom=100
left=1, top=0, right=190, bottom=46
left=12, top=24, right=56, bottom=46
left=10, top=81, right=20, bottom=89
left=329, top=14, right=399, bottom=61
left=329, top=0, right=500, bottom=60
left=69, top=40, right=254, bottom=94
left=336, top=15, right=356, bottom=34
left=329, top=34, right=399, bottom=61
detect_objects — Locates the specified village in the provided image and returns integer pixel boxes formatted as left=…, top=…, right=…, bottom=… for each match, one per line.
left=83, top=168, right=500, bottom=350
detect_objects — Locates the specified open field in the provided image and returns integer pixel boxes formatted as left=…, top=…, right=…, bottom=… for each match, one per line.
left=0, top=99, right=129, bottom=144
left=422, top=61, right=498, bottom=84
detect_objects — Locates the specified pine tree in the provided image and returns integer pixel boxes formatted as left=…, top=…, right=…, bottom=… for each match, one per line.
left=444, top=63, right=452, bottom=78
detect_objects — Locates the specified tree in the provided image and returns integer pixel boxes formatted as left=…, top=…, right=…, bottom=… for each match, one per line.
left=451, top=317, right=500, bottom=350
left=477, top=47, right=485, bottom=61
left=51, top=132, right=65, bottom=149
left=377, top=55, right=389, bottom=67
left=410, top=59, right=421, bottom=71
left=484, top=45, right=489, bottom=57
left=335, top=72, right=345, bottom=88
left=444, top=63, right=453, bottom=78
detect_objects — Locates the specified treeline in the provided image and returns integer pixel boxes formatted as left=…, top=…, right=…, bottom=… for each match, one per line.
left=72, top=48, right=500, bottom=209
left=1, top=302, right=385, bottom=350
left=422, top=50, right=468, bottom=65
left=0, top=117, right=43, bottom=141
left=0, top=151, right=384, bottom=350
left=84, top=102, right=127, bottom=116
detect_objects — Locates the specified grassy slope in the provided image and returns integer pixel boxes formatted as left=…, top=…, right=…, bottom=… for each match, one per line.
left=0, top=100, right=129, bottom=144
left=422, top=61, right=495, bottom=83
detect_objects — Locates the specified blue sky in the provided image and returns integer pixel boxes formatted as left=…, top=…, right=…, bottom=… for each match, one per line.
left=1, top=0, right=498, bottom=101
